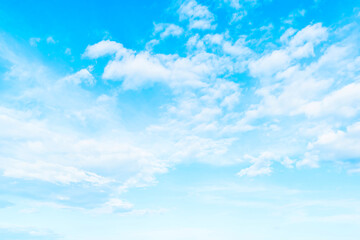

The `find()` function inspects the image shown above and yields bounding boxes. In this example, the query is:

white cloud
[171,135,235,164]
[249,49,291,78]
[249,23,328,78]
[0,104,168,188]
[307,122,360,161]
[348,168,360,174]
[230,11,248,23]
[288,23,327,49]
[223,0,257,9]
[102,52,171,89]
[145,39,160,51]
[186,33,205,51]
[92,198,134,214]
[29,37,41,47]
[46,36,56,44]
[282,156,295,168]
[238,152,298,176]
[280,28,297,43]
[2,159,112,185]
[296,152,320,168]
[83,40,131,59]
[99,46,229,89]
[298,82,360,118]
[154,23,184,39]
[200,79,241,109]
[284,8,307,25]
[243,32,358,125]
[0,40,169,189]
[117,208,167,216]
[179,0,216,30]
[203,33,224,45]
[84,34,253,90]
[3,6,360,237]
[65,48,71,55]
[223,0,259,23]
[63,68,95,85]
[222,37,252,56]
[3,15,360,197]
[232,24,350,132]
[238,152,277,177]
[224,0,242,9]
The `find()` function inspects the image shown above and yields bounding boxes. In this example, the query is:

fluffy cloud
[3,3,360,239]
[298,82,360,118]
[179,0,216,30]
[0,40,169,191]
[249,49,291,78]
[83,40,131,59]
[63,68,95,85]
[237,24,360,128]
[237,152,277,177]
[0,104,167,188]
[249,23,328,78]
[85,33,253,90]
[223,0,257,10]
[223,0,242,9]
[2,7,360,198]
[307,122,360,162]
[46,36,56,44]
[84,21,360,175]
[154,23,184,39]
[98,47,231,89]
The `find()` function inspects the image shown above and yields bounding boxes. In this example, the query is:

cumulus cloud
[307,122,360,162]
[0,40,169,191]
[298,82,360,118]
[84,34,253,90]
[63,68,95,85]
[223,0,242,9]
[83,40,131,59]
[85,21,360,176]
[0,103,168,188]
[223,0,257,9]
[154,23,184,39]
[288,23,328,47]
[2,8,360,200]
[296,152,320,168]
[100,47,226,89]
[223,0,259,23]
[46,36,56,44]
[3,4,360,239]
[249,23,328,78]
[179,0,216,30]
[249,49,291,78]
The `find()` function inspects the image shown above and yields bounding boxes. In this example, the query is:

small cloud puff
[63,68,95,86]
[179,0,216,30]
[83,40,132,59]
[29,37,41,47]
[46,36,56,44]
[65,48,71,55]
[154,23,184,39]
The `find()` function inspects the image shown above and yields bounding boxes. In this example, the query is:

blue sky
[1,0,360,239]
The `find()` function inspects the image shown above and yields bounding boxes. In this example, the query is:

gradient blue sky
[1,0,360,239]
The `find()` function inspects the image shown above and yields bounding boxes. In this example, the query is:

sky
[0,0,360,239]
